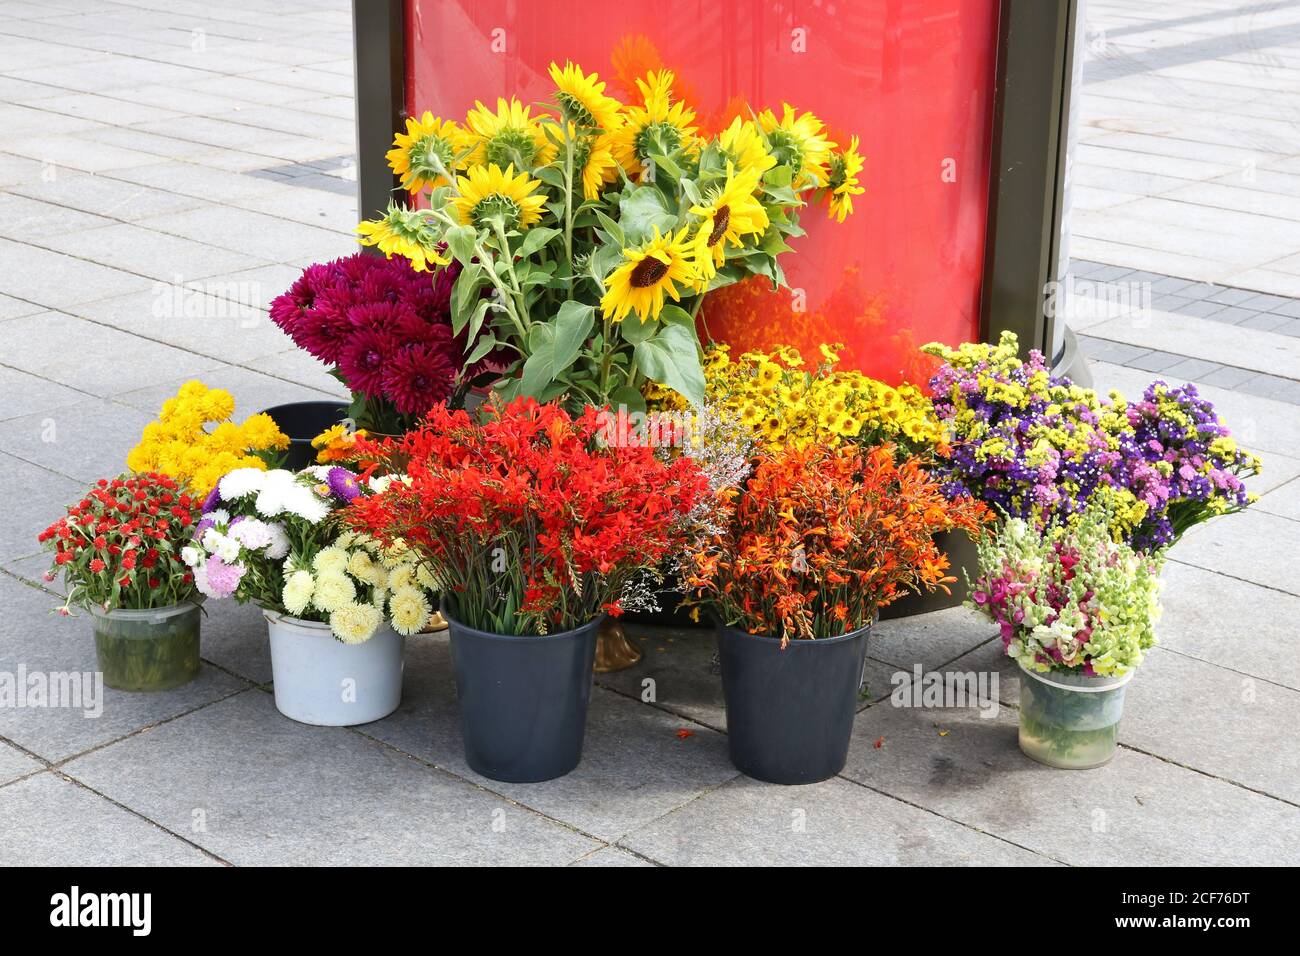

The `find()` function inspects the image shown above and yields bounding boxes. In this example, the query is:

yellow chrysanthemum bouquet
[648,342,943,457]
[358,61,863,409]
[126,381,290,495]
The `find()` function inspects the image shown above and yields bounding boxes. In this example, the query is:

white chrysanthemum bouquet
[184,466,438,643]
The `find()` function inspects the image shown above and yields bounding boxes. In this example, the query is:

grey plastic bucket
[444,605,600,783]
[717,619,872,785]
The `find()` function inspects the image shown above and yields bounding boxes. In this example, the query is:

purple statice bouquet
[923,333,1260,552]
[270,253,495,432]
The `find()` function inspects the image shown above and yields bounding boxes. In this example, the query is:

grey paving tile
[0,773,218,865]
[1,134,165,173]
[1126,349,1187,372]
[1149,277,1196,295]
[1236,374,1300,402]
[622,775,1054,866]
[1160,356,1222,382]
[1150,293,1194,312]
[1256,476,1300,522]
[1177,282,1225,299]
[38,222,269,283]
[1172,510,1300,599]
[1207,287,1262,306]
[0,574,247,762]
[1276,317,1300,337]
[62,690,600,865]
[1238,292,1295,312]
[1238,311,1293,332]
[1,552,63,595]
[1199,364,1265,389]
[1177,298,1229,319]
[21,91,183,126]
[198,601,272,686]
[0,741,42,787]
[356,632,740,843]
[0,365,87,422]
[111,363,340,421]
[841,703,1300,865]
[133,205,352,265]
[1158,561,1300,690]
[0,398,150,484]
[244,349,350,399]
[1208,306,1264,325]
[0,453,83,563]
[864,605,995,672]
[69,288,295,365]
[1120,648,1300,803]
[6,171,206,222]
[1268,298,1300,318]
[1079,336,1151,365]
[0,237,149,308]
[1084,264,1135,282]
[571,846,655,867]
[0,312,223,398]
[0,293,44,321]
[102,161,286,203]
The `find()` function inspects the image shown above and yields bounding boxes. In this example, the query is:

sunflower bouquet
[357,62,862,410]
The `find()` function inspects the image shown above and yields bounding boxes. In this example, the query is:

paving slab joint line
[0,358,102,405]
[1158,645,1300,694]
[592,672,728,734]
[0,566,61,599]
[1167,556,1300,601]
[1112,741,1300,811]
[52,767,233,866]
[38,684,258,774]
[838,774,1070,866]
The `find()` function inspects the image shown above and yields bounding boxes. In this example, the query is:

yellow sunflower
[825,134,866,222]
[689,161,769,282]
[451,163,548,231]
[572,129,621,201]
[600,225,698,323]
[386,111,461,194]
[548,60,624,133]
[458,97,557,171]
[717,116,777,176]
[611,70,699,180]
[758,104,836,189]
[356,204,448,272]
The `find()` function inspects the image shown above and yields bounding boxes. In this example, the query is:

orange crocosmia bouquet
[683,444,989,645]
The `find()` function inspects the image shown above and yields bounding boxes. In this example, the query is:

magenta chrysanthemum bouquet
[270,253,496,432]
[924,333,1260,552]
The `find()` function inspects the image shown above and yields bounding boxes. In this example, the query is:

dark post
[352,0,406,231]
[981,0,1088,383]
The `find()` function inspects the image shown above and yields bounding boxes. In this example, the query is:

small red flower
[89,558,106,573]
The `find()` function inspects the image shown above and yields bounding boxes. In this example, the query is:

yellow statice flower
[126,381,290,495]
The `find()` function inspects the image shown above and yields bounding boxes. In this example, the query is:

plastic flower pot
[260,401,349,470]
[717,619,872,785]
[90,602,202,692]
[444,604,600,783]
[1017,664,1132,769]
[264,610,404,726]
[879,529,977,620]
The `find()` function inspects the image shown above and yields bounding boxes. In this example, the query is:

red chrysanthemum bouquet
[346,397,710,635]
[683,444,990,645]
[38,473,201,613]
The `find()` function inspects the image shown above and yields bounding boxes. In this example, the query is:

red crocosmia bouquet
[346,398,710,635]
[269,253,498,433]
[37,473,201,613]
[683,444,990,645]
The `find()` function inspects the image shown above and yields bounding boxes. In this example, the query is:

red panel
[404,0,999,385]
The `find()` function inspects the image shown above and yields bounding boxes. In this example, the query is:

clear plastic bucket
[1018,663,1132,769]
[89,602,202,692]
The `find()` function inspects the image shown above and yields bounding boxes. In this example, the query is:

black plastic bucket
[260,401,349,470]
[879,529,978,620]
[445,605,601,783]
[717,619,872,785]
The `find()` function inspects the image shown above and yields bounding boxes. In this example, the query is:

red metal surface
[404,0,999,385]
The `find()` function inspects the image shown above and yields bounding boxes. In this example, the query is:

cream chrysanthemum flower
[312,572,356,613]
[387,564,416,592]
[389,586,432,636]
[282,569,315,616]
[347,549,380,586]
[312,547,349,575]
[330,603,383,645]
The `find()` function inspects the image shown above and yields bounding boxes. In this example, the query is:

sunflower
[717,116,777,176]
[611,70,699,180]
[387,111,461,194]
[458,97,557,171]
[573,129,621,201]
[758,104,836,189]
[600,225,698,323]
[689,161,769,283]
[451,163,548,231]
[356,204,448,272]
[825,134,866,222]
[549,60,624,133]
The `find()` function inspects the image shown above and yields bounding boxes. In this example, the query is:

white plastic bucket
[264,610,404,726]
